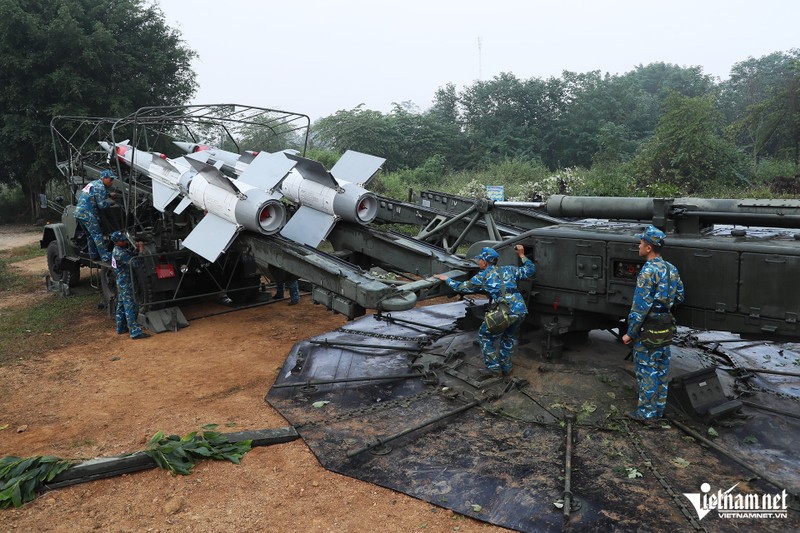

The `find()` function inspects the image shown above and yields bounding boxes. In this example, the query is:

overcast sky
[155,0,799,121]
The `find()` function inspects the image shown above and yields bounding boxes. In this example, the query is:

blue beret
[100,170,117,179]
[111,231,127,243]
[637,225,666,247]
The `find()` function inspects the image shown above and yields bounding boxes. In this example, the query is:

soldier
[622,225,684,422]
[111,231,149,340]
[75,170,117,263]
[435,245,535,376]
[271,268,300,306]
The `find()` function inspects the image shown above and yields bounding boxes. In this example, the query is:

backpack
[484,267,513,334]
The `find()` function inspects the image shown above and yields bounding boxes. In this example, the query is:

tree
[721,50,800,168]
[0,0,196,218]
[632,92,742,193]
[311,105,401,168]
[459,72,562,166]
[311,103,466,172]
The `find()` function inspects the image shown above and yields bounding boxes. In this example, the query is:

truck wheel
[100,266,117,320]
[47,241,80,287]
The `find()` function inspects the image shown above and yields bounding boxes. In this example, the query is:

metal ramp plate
[266,302,800,532]
[139,306,189,333]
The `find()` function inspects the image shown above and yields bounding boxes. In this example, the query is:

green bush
[579,163,638,197]
[371,170,416,200]
[303,148,340,170]
[752,158,799,183]
[370,155,796,203]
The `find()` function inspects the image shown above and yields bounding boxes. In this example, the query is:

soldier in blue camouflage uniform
[75,170,116,263]
[435,245,535,376]
[111,231,149,340]
[622,226,684,421]
[272,268,300,306]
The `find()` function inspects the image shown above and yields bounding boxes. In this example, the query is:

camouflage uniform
[112,233,145,339]
[626,229,685,419]
[75,177,113,262]
[444,250,536,374]
[275,280,300,305]
[272,268,300,305]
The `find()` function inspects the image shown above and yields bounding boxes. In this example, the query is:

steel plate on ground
[267,302,800,532]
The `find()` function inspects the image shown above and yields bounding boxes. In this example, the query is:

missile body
[173,142,259,176]
[101,141,287,261]
[173,142,385,247]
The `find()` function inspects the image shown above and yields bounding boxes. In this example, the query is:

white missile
[173,142,385,248]
[173,141,260,176]
[100,141,289,262]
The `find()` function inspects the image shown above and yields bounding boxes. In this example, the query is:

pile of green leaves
[0,456,72,508]
[144,424,252,476]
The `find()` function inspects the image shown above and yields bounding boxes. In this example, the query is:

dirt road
[0,226,506,532]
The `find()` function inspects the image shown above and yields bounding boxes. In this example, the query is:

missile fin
[279,206,336,247]
[330,150,386,187]
[185,158,240,196]
[238,151,260,165]
[283,153,339,189]
[174,197,192,214]
[181,213,242,262]
[237,151,297,190]
[184,151,211,164]
[151,179,180,212]
[148,153,182,174]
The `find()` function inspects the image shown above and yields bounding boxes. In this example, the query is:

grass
[0,293,101,364]
[0,244,48,293]
[0,258,21,291]
[4,243,46,263]
[0,240,104,364]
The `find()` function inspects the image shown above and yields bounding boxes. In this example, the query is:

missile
[173,142,385,248]
[173,141,260,176]
[100,141,290,262]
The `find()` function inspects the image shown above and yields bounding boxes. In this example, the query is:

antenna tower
[477,37,483,80]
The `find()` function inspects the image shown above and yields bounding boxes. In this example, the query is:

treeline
[303,51,799,200]
[1,0,797,222]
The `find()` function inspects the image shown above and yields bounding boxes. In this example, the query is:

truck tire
[47,240,80,288]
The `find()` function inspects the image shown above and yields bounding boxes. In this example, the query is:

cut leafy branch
[143,424,252,476]
[0,456,72,509]
[1,424,253,509]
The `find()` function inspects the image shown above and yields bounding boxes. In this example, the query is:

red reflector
[159,153,167,159]
[156,264,176,279]
[116,146,129,157]
[194,145,210,152]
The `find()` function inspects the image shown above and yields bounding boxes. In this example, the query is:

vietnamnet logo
[683,482,789,520]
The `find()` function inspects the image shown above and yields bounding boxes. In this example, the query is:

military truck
[42,105,466,330]
[371,189,800,355]
[42,106,313,330]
